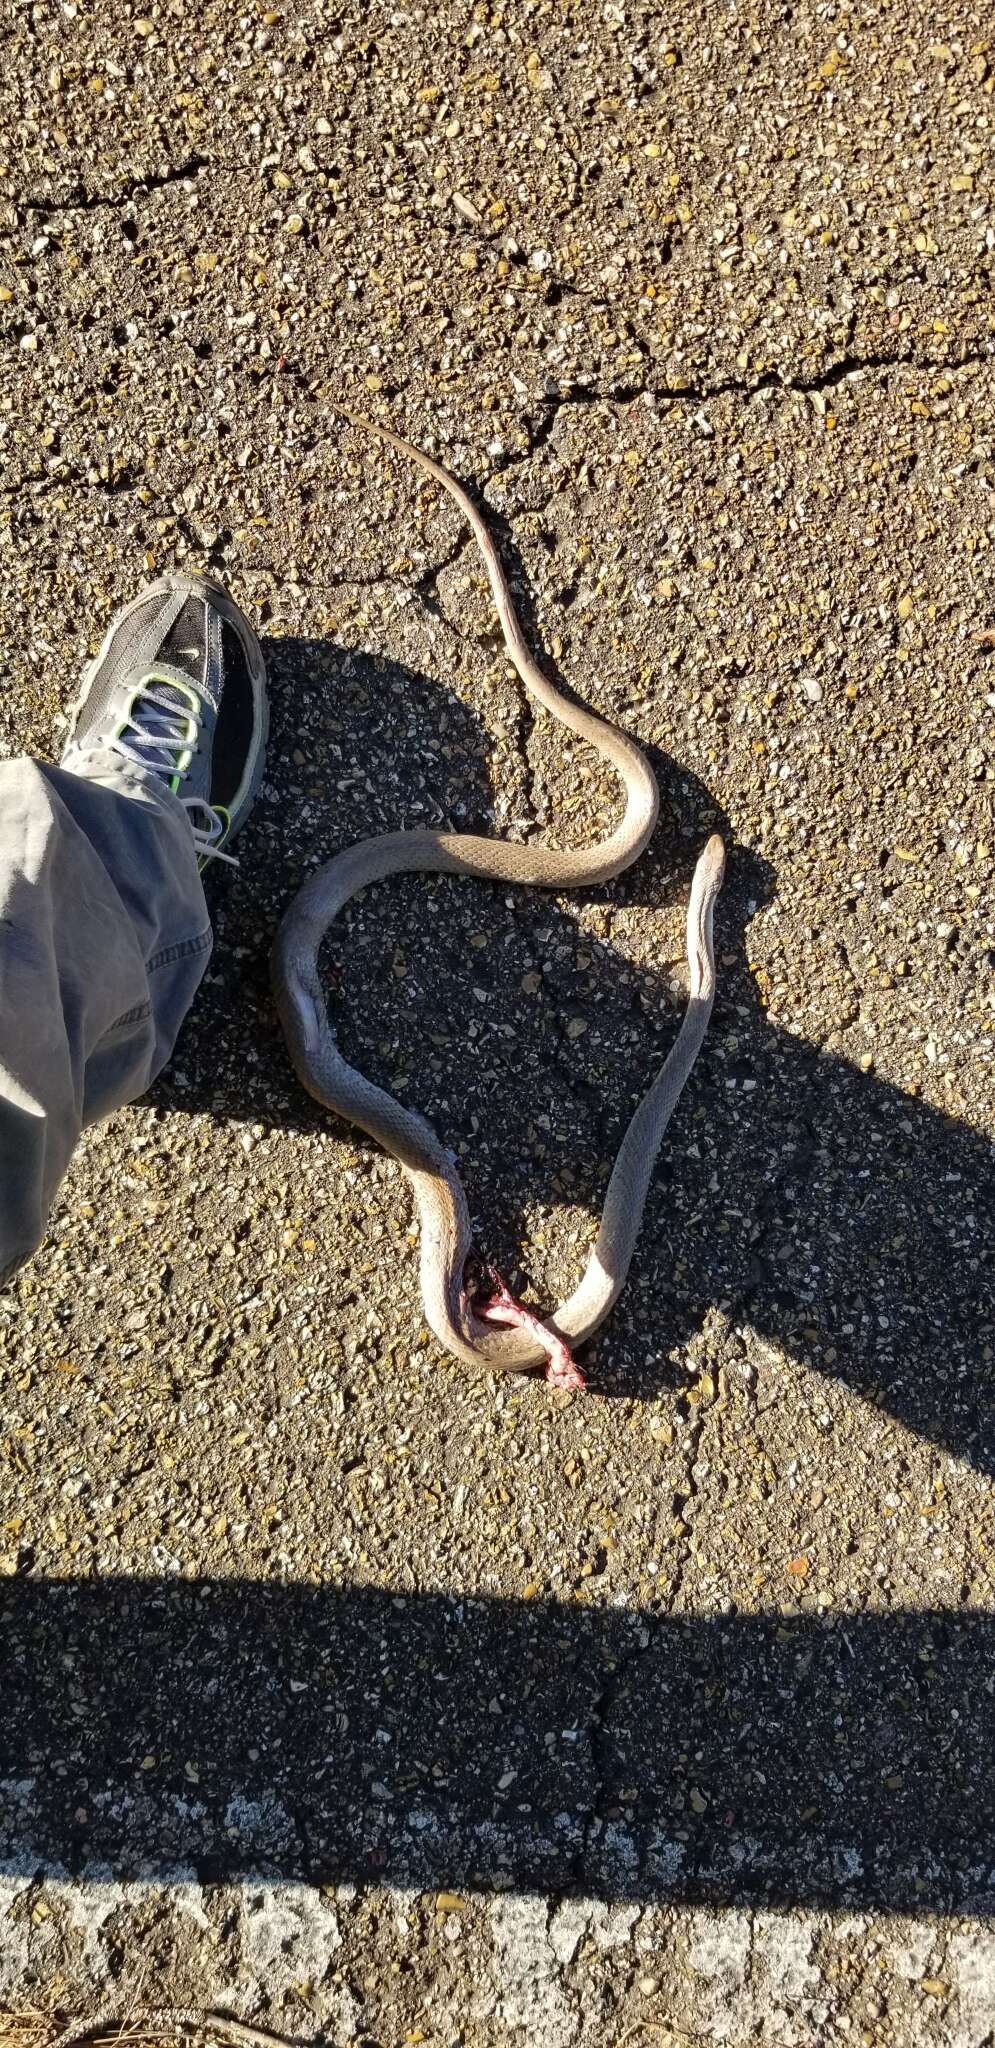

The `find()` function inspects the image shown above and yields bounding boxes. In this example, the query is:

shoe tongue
[160,594,221,711]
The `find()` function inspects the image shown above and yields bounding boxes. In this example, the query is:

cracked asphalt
[2,0,995,2041]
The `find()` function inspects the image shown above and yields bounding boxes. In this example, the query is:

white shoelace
[112,679,238,867]
[180,796,239,868]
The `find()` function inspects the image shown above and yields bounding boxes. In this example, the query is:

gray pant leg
[0,750,211,1282]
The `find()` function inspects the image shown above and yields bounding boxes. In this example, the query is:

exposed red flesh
[473,1266,586,1390]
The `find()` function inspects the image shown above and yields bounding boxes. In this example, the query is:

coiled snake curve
[272,412,725,1387]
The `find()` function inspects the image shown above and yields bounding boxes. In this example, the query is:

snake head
[463,1252,503,1313]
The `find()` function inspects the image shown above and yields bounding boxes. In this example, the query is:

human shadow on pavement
[148,632,995,1480]
[2,1574,993,1913]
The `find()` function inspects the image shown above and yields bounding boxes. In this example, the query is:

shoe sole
[69,567,269,848]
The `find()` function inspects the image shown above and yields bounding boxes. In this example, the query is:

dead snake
[272,412,725,1382]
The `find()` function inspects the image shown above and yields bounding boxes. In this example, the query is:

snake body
[272,412,725,1375]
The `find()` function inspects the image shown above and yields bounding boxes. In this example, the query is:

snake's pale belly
[273,411,725,1380]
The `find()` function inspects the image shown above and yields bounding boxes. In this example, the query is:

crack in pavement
[487,341,995,478]
[570,1370,723,1891]
[567,1360,720,1883]
[10,155,210,218]
[561,1303,721,1887]
[576,1612,655,1888]
[511,688,538,828]
[411,529,473,625]
[665,1401,709,1622]
[9,339,981,542]
[0,465,141,502]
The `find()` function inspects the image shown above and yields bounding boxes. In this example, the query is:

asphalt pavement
[1,1,994,2040]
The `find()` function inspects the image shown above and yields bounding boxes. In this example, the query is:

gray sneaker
[61,569,268,866]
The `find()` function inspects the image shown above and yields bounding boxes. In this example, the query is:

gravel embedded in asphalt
[1,0,994,2038]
